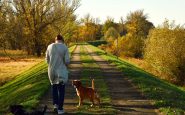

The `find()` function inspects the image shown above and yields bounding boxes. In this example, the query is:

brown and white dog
[72,79,100,107]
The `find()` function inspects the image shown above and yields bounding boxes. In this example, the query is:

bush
[104,27,120,42]
[87,40,107,47]
[112,34,144,58]
[144,27,185,85]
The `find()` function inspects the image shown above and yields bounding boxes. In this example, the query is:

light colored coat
[46,42,70,85]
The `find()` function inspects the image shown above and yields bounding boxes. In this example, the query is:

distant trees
[78,14,102,41]
[144,20,185,85]
[125,10,154,37]
[0,0,80,56]
[102,17,119,35]
[118,10,154,58]
[104,27,119,42]
[102,10,154,58]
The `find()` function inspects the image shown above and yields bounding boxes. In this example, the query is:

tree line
[0,1,185,85]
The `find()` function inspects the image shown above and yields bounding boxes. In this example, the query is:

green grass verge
[0,45,76,114]
[0,61,49,114]
[73,45,115,114]
[88,44,185,115]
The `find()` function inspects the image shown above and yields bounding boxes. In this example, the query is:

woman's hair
[56,34,64,43]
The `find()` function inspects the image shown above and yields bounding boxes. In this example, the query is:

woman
[45,34,70,114]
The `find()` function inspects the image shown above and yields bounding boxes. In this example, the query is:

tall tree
[125,10,154,37]
[123,10,154,58]
[3,0,80,56]
[79,14,101,41]
[102,17,119,36]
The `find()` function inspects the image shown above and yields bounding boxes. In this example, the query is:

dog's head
[9,105,25,115]
[72,80,82,88]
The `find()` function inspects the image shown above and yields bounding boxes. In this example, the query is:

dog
[9,104,47,115]
[72,79,100,107]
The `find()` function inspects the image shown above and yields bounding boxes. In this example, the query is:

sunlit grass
[0,61,49,114]
[0,58,43,86]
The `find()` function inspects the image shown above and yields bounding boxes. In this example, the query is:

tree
[2,0,80,56]
[118,17,127,36]
[122,10,154,58]
[125,10,154,37]
[0,1,11,49]
[78,14,102,41]
[144,21,185,85]
[102,17,119,36]
[104,27,119,42]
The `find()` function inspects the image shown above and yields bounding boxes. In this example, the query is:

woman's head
[55,34,64,43]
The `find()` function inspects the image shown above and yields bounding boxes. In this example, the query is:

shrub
[87,40,107,47]
[144,27,185,85]
[112,34,144,58]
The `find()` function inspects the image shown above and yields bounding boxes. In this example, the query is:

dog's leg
[77,97,83,108]
[90,97,95,107]
[77,97,80,108]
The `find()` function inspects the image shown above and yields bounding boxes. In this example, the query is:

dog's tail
[92,79,95,90]
[42,105,47,114]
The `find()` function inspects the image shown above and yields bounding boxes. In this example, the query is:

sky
[75,0,185,26]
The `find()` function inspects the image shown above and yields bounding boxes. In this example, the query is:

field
[0,50,43,86]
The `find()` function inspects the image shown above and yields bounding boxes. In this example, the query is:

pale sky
[75,0,185,26]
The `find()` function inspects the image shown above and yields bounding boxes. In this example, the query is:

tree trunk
[36,45,41,57]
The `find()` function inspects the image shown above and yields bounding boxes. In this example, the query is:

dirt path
[84,45,159,115]
[39,45,82,114]
[39,44,159,115]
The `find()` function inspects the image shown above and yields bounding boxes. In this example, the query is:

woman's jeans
[52,83,65,110]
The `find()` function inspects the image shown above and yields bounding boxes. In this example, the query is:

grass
[0,45,76,114]
[88,44,185,115]
[74,45,115,114]
[0,61,49,114]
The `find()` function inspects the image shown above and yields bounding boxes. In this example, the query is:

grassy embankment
[89,44,185,115]
[0,50,43,86]
[74,45,115,114]
[0,45,76,114]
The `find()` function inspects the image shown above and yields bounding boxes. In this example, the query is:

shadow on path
[85,45,159,115]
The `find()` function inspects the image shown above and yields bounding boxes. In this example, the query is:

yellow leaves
[78,22,99,41]
[144,27,185,84]
[23,27,31,35]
